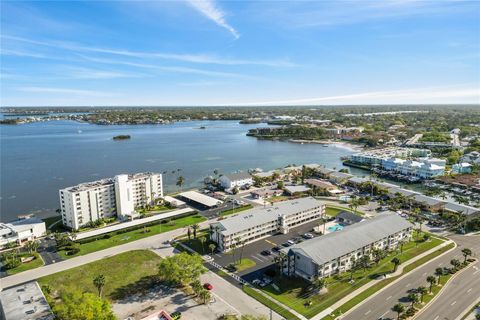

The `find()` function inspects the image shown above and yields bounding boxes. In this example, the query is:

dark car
[271,246,281,252]
[282,242,292,247]
[261,250,272,256]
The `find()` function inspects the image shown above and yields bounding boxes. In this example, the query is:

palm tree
[208,243,216,255]
[234,236,241,264]
[239,240,246,265]
[314,278,326,293]
[372,248,384,265]
[93,274,106,297]
[407,292,418,308]
[392,303,405,320]
[450,258,461,270]
[417,286,427,303]
[25,240,40,254]
[231,242,237,266]
[275,252,287,276]
[435,267,444,284]
[391,257,400,273]
[187,227,191,240]
[176,176,185,192]
[426,275,436,292]
[192,224,199,239]
[461,248,472,264]
[199,289,211,304]
[349,257,358,281]
[199,236,206,254]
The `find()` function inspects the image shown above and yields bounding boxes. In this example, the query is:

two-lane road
[341,234,480,320]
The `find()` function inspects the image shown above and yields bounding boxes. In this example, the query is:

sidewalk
[311,239,454,320]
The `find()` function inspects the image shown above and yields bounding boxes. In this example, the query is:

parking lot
[210,218,326,280]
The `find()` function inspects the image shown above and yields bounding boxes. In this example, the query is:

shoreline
[288,139,364,151]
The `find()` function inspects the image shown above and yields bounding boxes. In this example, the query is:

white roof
[179,191,223,207]
[284,185,311,193]
[164,196,186,206]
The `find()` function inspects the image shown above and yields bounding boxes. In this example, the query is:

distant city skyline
[1,0,479,106]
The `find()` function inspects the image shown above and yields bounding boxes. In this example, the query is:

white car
[303,233,314,239]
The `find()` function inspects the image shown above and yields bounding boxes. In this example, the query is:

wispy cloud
[17,86,108,96]
[66,67,148,79]
[2,35,294,67]
[186,0,239,39]
[234,85,480,106]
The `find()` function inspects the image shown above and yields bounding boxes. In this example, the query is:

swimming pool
[327,223,344,232]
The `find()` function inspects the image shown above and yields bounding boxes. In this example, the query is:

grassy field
[59,214,206,259]
[322,242,455,320]
[325,205,362,217]
[235,258,256,272]
[137,205,170,214]
[4,253,45,275]
[260,233,443,318]
[269,195,290,203]
[243,285,300,320]
[42,215,67,233]
[220,204,253,216]
[39,250,162,302]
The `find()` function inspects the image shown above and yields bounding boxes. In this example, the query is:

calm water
[0,120,360,221]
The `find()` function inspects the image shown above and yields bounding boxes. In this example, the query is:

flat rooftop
[179,190,223,207]
[0,281,54,320]
[212,197,324,236]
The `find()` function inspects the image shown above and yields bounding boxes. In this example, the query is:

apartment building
[59,172,163,230]
[283,214,413,281]
[382,158,445,179]
[219,172,253,190]
[349,148,431,167]
[210,197,325,252]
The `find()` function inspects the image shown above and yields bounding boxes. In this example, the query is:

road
[341,233,480,320]
[0,219,210,290]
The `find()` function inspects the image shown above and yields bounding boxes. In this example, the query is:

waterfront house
[219,172,253,190]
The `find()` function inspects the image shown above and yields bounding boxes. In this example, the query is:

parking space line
[252,256,263,262]
[265,239,277,246]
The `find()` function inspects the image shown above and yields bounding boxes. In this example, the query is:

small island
[113,135,131,140]
[199,126,206,129]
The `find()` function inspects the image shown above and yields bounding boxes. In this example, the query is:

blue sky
[1,0,479,106]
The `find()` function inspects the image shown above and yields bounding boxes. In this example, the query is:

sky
[1,0,479,106]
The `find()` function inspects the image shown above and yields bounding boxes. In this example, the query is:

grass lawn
[42,216,67,233]
[243,285,300,320]
[59,214,206,259]
[38,250,162,302]
[325,205,362,217]
[270,195,290,203]
[137,205,170,214]
[259,233,444,318]
[220,204,253,216]
[235,258,256,272]
[4,253,45,275]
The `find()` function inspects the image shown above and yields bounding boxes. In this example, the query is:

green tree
[314,278,326,293]
[198,288,211,304]
[277,181,284,189]
[407,292,418,308]
[450,258,461,270]
[187,227,191,240]
[427,275,436,292]
[192,224,199,239]
[199,236,206,254]
[372,248,384,265]
[435,267,444,285]
[191,279,202,296]
[417,286,427,303]
[208,243,216,255]
[176,176,185,191]
[391,257,400,273]
[93,274,106,297]
[392,303,405,320]
[461,248,472,264]
[25,240,40,254]
[158,252,207,286]
[53,290,115,320]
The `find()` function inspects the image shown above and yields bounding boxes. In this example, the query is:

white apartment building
[0,216,46,248]
[382,158,445,179]
[283,214,413,281]
[210,197,325,252]
[349,148,431,167]
[218,172,253,190]
[60,172,163,230]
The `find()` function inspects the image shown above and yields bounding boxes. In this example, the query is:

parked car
[203,283,213,290]
[287,240,296,246]
[303,233,314,239]
[171,311,182,320]
[282,242,291,247]
[252,279,262,285]
[271,246,281,252]
[261,250,272,256]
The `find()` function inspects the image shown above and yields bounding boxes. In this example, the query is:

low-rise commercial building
[283,214,413,281]
[210,197,325,252]
[0,216,46,248]
[219,172,253,190]
[178,190,223,209]
[59,172,163,230]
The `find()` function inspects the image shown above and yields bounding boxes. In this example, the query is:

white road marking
[405,283,411,287]
[386,295,392,301]
[380,311,389,318]
[422,272,427,276]
[451,301,457,306]
[252,256,263,262]
[215,254,221,257]
[474,270,480,275]
[434,316,439,320]
[467,288,472,293]
[365,310,371,315]
[438,262,443,266]
[210,291,241,314]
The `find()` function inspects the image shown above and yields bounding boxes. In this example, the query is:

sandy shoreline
[288,139,364,151]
